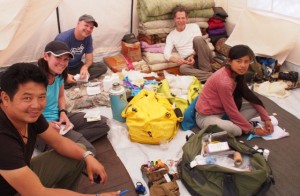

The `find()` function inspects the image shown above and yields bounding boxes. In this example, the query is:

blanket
[138,8,214,23]
[138,0,215,17]
[139,18,209,30]
[142,52,180,65]
[138,22,208,35]
[253,81,291,99]
[65,83,111,112]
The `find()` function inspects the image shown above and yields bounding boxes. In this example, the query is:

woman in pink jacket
[195,45,273,136]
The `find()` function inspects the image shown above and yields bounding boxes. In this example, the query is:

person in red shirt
[195,45,273,136]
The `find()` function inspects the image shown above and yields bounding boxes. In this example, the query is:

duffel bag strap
[255,175,275,196]
[222,174,237,196]
[174,108,183,122]
[183,162,206,185]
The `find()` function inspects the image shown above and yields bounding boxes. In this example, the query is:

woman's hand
[59,112,71,129]
[264,120,274,134]
[255,127,270,136]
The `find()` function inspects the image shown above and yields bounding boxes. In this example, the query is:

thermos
[109,83,127,122]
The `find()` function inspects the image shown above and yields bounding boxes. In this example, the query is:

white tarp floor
[81,84,300,196]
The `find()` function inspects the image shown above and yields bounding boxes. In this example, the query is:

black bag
[278,71,299,83]
[179,125,274,196]
[122,33,138,43]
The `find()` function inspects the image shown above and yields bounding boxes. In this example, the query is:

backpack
[121,89,183,144]
[179,125,274,196]
[180,96,198,131]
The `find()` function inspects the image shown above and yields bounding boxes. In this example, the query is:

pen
[119,189,128,196]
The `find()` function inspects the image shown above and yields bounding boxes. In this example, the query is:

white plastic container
[103,76,113,92]
[111,73,120,84]
[103,74,120,92]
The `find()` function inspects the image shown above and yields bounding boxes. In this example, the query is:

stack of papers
[84,110,101,122]
[59,123,74,135]
[248,116,290,140]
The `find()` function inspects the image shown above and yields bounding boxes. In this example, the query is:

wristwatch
[59,109,68,115]
[82,150,94,160]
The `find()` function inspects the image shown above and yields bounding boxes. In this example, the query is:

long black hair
[37,53,68,81]
[227,45,264,110]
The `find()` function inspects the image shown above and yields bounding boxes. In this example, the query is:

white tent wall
[58,0,135,58]
[0,0,135,68]
[1,0,300,69]
[216,0,300,67]
[0,0,62,68]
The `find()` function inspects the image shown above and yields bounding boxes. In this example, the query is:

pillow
[103,53,128,73]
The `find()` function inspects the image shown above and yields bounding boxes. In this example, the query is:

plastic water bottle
[103,74,120,92]
[109,83,127,122]
[103,76,113,92]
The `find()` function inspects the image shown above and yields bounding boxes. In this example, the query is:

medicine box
[206,142,230,153]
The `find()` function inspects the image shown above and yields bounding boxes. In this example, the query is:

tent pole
[56,7,61,34]
[130,0,133,33]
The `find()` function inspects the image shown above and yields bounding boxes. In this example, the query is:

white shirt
[164,23,202,60]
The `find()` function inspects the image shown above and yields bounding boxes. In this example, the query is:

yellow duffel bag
[121,89,183,144]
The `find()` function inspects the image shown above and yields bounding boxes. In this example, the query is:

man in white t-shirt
[164,6,213,82]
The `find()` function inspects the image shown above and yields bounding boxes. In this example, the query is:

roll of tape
[234,151,243,167]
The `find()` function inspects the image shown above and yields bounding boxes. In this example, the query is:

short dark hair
[172,5,189,19]
[0,63,48,101]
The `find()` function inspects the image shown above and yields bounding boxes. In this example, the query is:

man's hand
[50,121,61,132]
[85,155,108,184]
[66,74,76,84]
[186,55,195,65]
[80,65,90,80]
[176,58,189,66]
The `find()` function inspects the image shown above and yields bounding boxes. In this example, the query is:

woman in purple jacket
[195,45,273,136]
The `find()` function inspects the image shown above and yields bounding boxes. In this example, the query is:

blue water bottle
[109,83,127,122]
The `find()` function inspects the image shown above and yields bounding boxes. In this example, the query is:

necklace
[21,134,28,139]
[18,127,28,140]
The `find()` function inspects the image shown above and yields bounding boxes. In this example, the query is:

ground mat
[239,94,300,195]
[77,136,138,195]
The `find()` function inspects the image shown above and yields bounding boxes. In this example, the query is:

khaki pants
[179,36,213,82]
[30,149,85,191]
[196,100,258,136]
